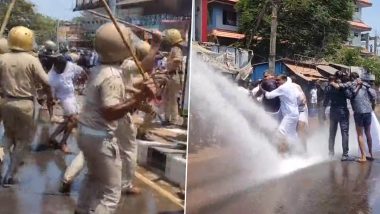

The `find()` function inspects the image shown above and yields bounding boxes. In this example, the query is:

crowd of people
[243,70,379,162]
[0,22,185,213]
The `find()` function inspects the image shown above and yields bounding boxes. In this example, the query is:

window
[355,7,359,12]
[354,32,359,37]
[222,10,237,26]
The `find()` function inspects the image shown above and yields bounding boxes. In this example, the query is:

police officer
[59,40,158,195]
[68,47,80,63]
[119,40,160,194]
[0,37,9,162]
[75,22,158,214]
[0,38,9,54]
[162,29,184,125]
[0,26,53,185]
[39,40,57,71]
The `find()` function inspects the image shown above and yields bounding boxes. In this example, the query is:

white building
[348,0,372,47]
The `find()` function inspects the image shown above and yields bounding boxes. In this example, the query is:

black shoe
[341,155,355,162]
[2,177,18,187]
[59,181,72,194]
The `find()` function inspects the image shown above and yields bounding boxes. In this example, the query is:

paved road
[0,121,183,214]
[186,114,380,214]
[187,154,380,214]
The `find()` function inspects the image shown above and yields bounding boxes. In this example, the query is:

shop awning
[210,29,245,40]
[316,65,339,76]
[284,63,326,82]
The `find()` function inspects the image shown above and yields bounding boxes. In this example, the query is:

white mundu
[265,79,301,144]
[49,61,83,115]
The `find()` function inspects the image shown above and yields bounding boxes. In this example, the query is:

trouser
[63,151,84,183]
[164,99,178,122]
[65,117,137,188]
[318,105,325,124]
[76,126,122,214]
[115,115,137,189]
[1,100,35,180]
[329,107,349,156]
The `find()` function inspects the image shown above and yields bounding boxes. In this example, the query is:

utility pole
[375,35,378,55]
[56,20,60,49]
[0,0,17,36]
[268,0,280,74]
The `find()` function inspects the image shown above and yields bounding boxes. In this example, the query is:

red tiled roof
[210,29,245,39]
[357,0,372,7]
[349,21,372,31]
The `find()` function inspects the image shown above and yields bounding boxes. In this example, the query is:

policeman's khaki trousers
[115,115,137,189]
[163,78,181,123]
[1,100,35,180]
[65,116,137,189]
[76,128,121,214]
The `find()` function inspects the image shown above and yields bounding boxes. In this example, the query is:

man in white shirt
[48,55,84,153]
[310,85,318,108]
[262,75,301,153]
[290,77,308,152]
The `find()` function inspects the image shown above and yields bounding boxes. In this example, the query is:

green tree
[0,0,57,44]
[330,47,380,85]
[236,0,354,59]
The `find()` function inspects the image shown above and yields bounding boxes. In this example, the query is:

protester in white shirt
[290,77,308,152]
[48,55,84,153]
[262,75,301,154]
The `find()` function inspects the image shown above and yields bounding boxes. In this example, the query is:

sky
[362,0,380,35]
[29,0,80,21]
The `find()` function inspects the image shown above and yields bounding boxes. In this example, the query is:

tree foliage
[0,0,57,44]
[236,0,354,60]
[330,47,380,85]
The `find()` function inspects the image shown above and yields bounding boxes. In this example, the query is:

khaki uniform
[64,59,138,191]
[0,52,49,180]
[163,46,183,122]
[76,64,124,214]
[121,59,154,137]
[119,59,140,189]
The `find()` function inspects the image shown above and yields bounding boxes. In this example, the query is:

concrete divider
[137,140,187,188]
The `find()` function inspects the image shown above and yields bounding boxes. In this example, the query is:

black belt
[5,95,34,101]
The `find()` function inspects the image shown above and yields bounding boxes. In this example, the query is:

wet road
[186,116,380,214]
[186,146,380,214]
[0,124,182,214]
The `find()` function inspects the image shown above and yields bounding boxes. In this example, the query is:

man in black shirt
[323,72,354,161]
[255,72,281,121]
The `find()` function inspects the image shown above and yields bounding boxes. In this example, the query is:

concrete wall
[194,0,202,41]
[349,30,363,47]
[208,4,238,32]
[353,5,362,21]
[208,45,251,67]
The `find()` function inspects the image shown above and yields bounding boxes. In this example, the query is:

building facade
[57,21,92,48]
[194,0,244,45]
[74,0,191,46]
[348,0,372,47]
